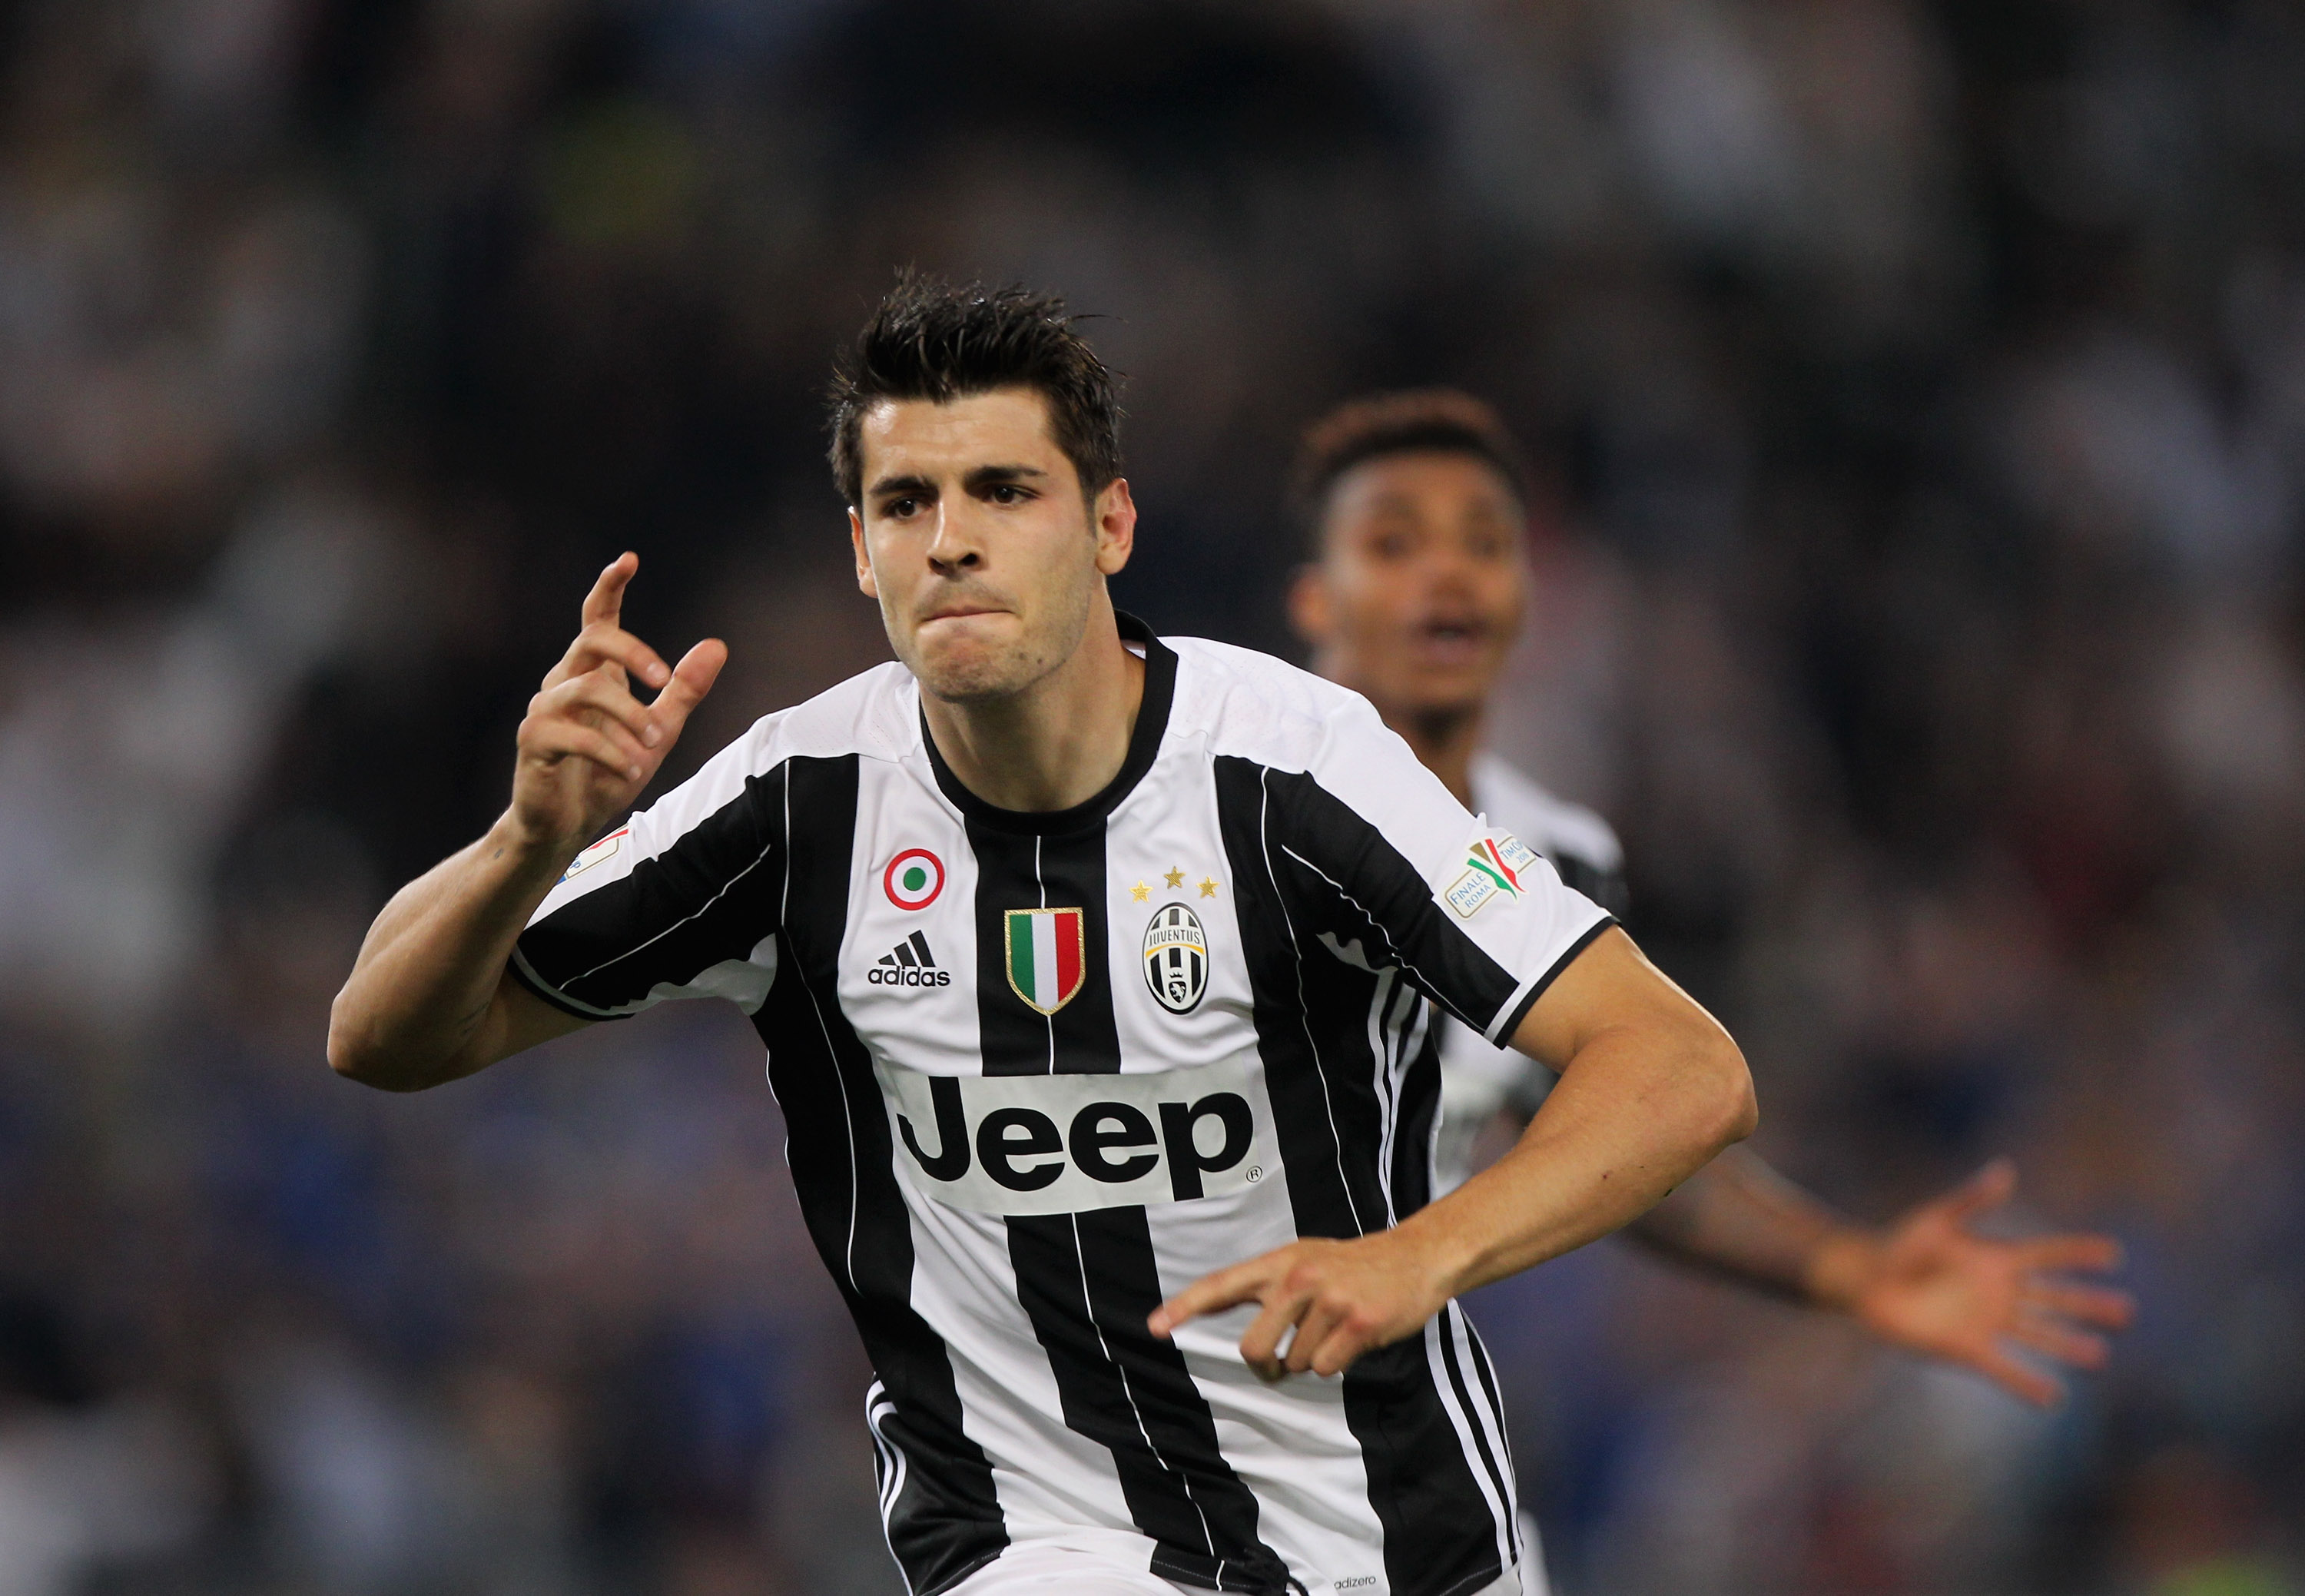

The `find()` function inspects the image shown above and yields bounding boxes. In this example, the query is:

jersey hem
[1432,1561,1511,1596]
[506,946,632,1022]
[1482,914,1617,1047]
[919,1545,1007,1596]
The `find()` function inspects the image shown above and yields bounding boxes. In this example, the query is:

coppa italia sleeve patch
[1443,833,1541,919]
[560,828,628,883]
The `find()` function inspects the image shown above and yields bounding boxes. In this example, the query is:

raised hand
[513,552,728,856]
[1823,1159,2134,1406]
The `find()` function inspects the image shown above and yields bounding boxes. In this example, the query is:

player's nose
[924,503,983,570]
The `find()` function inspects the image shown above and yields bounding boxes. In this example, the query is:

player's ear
[1287,562,1332,646]
[850,507,877,598]
[1092,477,1136,576]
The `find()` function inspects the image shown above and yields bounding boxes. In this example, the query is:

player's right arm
[327,553,725,1092]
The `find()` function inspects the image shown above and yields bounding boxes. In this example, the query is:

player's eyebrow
[962,464,1048,491]
[867,472,938,499]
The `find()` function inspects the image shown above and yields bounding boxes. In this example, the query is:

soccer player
[330,281,1756,1596]
[1285,388,2132,1410]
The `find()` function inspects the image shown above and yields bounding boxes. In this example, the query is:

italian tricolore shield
[1004,907,1087,1014]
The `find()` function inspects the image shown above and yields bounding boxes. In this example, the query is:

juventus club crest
[1142,904,1209,1014]
[1004,907,1087,1014]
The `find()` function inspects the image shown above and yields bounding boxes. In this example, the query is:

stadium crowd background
[0,1,2300,1591]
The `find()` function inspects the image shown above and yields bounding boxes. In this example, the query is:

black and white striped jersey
[512,617,1614,1596]
[1433,756,1628,1196]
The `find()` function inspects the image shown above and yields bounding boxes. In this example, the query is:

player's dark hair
[1289,389,1530,552]
[828,274,1125,507]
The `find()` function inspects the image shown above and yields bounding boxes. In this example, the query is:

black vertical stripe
[965,808,1288,1592]
[966,821,1118,1077]
[758,756,1006,1596]
[1437,1307,1519,1564]
[1388,1017,1444,1222]
[1214,755,1511,1596]
[1211,758,1403,1238]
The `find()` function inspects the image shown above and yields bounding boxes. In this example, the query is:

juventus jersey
[512,618,1614,1596]
[1433,756,1628,1196]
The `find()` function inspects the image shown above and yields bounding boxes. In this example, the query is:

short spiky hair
[1290,389,1530,551]
[827,276,1125,506]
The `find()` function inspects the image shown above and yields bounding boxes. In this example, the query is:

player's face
[1290,450,1527,719]
[851,388,1135,703]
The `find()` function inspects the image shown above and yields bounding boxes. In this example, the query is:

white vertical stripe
[1031,912,1058,1006]
[1099,777,1391,1585]
[1033,837,1056,1070]
[864,1382,919,1596]
[1366,968,1401,1224]
[900,1176,1144,1548]
[1144,1186,1388,1586]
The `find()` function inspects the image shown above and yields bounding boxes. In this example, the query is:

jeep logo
[876,1058,1277,1216]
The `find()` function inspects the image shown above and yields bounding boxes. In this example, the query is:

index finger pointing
[1149,1262,1269,1339]
[650,637,728,735]
[581,552,639,629]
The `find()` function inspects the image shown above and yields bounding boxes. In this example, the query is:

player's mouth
[1408,616,1493,668]
[919,602,1010,629]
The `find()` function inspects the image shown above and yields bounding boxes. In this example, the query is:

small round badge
[884,848,946,911]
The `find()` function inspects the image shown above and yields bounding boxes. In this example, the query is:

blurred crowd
[1,1,2301,1591]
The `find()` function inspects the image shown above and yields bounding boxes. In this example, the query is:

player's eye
[884,496,920,519]
[987,484,1030,506]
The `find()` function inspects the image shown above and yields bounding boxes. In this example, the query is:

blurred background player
[1287,387,2134,1397]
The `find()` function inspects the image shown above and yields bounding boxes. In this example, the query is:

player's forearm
[1402,1013,1756,1299]
[327,811,572,1090]
[1622,1143,1872,1303]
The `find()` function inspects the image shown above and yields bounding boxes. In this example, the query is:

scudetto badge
[1142,903,1209,1014]
[1005,907,1087,1014]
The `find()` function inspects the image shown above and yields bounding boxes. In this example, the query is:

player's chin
[913,639,1041,703]
[1392,673,1493,718]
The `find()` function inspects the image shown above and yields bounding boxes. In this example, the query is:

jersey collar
[919,611,1177,836]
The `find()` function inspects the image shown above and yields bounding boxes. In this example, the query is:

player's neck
[920,600,1146,814]
[1383,702,1484,809]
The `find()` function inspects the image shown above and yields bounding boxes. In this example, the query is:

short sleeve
[1262,697,1616,1047]
[511,737,786,1020]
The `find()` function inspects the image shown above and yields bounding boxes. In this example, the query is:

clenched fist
[515,552,727,857]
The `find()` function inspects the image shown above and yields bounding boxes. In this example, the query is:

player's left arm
[1152,925,1756,1378]
[1630,1148,2133,1405]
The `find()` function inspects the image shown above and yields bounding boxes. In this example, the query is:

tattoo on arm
[451,991,493,1046]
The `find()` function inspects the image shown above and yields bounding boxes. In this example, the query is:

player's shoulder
[1469,751,1623,872]
[1162,634,1391,771]
[726,659,922,771]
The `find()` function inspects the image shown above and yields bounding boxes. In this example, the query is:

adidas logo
[867,931,952,989]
